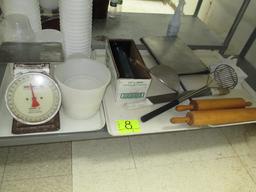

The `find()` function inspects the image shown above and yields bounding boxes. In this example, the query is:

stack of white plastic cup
[59,0,92,57]
[2,0,42,33]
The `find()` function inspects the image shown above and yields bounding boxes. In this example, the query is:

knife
[147,87,229,104]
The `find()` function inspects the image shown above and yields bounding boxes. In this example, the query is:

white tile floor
[0,142,72,192]
[71,125,256,192]
[0,125,256,191]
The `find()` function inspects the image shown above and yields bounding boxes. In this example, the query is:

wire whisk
[214,64,238,89]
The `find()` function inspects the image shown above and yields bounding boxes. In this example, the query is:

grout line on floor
[0,147,10,191]
[135,155,241,171]
[128,136,137,169]
[236,155,256,185]
[2,174,72,183]
[70,141,74,192]
[237,155,256,184]
[219,129,240,158]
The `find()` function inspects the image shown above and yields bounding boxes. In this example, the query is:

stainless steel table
[92,0,251,54]
[92,13,224,50]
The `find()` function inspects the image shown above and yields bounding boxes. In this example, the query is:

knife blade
[147,87,229,104]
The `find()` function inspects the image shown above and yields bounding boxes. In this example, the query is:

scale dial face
[5,73,61,125]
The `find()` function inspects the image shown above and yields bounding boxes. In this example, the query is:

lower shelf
[0,49,255,146]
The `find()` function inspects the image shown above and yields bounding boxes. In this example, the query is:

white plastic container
[54,57,111,119]
[2,0,42,32]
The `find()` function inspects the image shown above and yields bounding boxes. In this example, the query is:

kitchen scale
[0,42,64,134]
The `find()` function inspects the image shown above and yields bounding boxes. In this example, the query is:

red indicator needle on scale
[30,83,40,108]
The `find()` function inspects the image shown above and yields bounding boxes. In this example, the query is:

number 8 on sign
[116,120,141,134]
[125,121,133,129]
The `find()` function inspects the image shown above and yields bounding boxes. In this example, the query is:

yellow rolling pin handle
[175,105,194,111]
[170,116,191,124]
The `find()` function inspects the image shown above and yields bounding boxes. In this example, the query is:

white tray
[0,65,105,137]
[209,120,256,128]
[97,50,256,136]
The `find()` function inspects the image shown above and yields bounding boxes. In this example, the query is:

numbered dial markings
[5,73,61,125]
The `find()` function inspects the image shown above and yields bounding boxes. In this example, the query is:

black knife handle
[140,99,180,122]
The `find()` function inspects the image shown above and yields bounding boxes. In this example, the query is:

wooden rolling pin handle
[170,117,190,124]
[176,105,194,111]
[176,98,252,112]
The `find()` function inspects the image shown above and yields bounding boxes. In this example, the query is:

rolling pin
[176,98,252,111]
[171,108,256,126]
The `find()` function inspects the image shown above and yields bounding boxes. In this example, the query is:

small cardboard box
[106,39,151,104]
